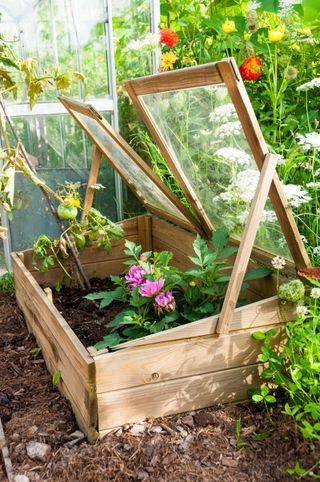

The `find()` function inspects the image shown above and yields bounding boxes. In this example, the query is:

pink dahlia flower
[139,278,165,297]
[125,265,146,289]
[154,290,176,315]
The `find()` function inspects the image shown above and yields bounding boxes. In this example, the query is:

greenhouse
[1,0,320,480]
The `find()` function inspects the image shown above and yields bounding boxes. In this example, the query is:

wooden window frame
[125,58,310,271]
[58,96,205,235]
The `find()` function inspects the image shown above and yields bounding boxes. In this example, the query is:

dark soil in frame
[51,278,126,348]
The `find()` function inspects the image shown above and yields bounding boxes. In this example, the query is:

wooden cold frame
[12,214,295,440]
[11,63,309,440]
[58,96,205,236]
[125,58,310,271]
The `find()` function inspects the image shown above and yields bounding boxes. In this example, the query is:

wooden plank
[12,253,98,441]
[94,324,281,393]
[82,147,102,220]
[137,215,153,252]
[107,295,293,350]
[31,258,129,287]
[59,95,97,118]
[97,363,261,431]
[125,62,223,96]
[22,216,139,271]
[217,58,310,270]
[152,208,296,274]
[216,153,278,334]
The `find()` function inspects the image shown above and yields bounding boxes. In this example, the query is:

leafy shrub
[86,228,271,349]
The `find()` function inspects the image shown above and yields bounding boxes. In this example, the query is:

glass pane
[9,113,116,251]
[140,85,291,259]
[1,0,109,102]
[74,111,192,226]
[112,0,156,219]
[112,0,155,81]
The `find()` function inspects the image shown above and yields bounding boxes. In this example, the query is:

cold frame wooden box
[12,214,291,442]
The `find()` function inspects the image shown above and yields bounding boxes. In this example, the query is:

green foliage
[0,272,15,297]
[252,284,320,474]
[30,347,42,359]
[32,182,124,284]
[87,230,271,350]
[235,417,251,450]
[0,36,86,107]
[278,279,305,303]
[157,0,320,262]
[52,369,61,388]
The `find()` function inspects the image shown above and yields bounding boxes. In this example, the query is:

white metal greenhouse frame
[0,0,160,268]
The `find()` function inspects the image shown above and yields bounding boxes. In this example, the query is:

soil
[1,288,319,482]
[52,278,127,348]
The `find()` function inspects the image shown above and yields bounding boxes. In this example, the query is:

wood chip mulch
[0,290,319,482]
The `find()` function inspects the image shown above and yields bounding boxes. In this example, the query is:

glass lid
[59,96,205,234]
[125,59,308,262]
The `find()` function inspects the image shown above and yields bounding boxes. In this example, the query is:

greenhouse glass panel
[112,0,156,81]
[8,113,116,251]
[140,85,291,259]
[0,0,110,101]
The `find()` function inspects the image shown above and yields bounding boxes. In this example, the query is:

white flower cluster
[237,209,276,226]
[214,121,242,140]
[311,288,320,299]
[237,210,250,225]
[234,169,259,203]
[246,0,261,12]
[297,132,320,150]
[282,183,312,208]
[296,305,308,317]
[214,147,251,166]
[296,77,320,92]
[307,181,320,189]
[219,191,233,202]
[279,0,301,16]
[275,154,286,166]
[127,33,160,51]
[209,103,237,124]
[313,246,320,256]
[271,256,286,270]
[261,210,277,223]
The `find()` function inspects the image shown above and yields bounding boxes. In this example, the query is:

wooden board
[97,363,261,432]
[217,153,278,333]
[125,62,223,95]
[108,295,293,350]
[94,324,281,393]
[12,253,98,442]
[22,216,139,271]
[152,217,296,273]
[82,147,102,220]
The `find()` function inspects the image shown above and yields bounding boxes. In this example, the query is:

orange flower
[160,28,179,47]
[239,56,263,81]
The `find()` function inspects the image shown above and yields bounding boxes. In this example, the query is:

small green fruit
[57,203,78,220]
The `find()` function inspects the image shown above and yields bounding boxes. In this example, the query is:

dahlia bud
[284,66,298,80]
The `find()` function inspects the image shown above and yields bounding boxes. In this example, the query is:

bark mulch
[0,289,319,482]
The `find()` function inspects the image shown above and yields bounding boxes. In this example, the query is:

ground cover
[1,290,319,481]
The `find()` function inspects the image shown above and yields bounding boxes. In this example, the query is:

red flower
[239,56,263,81]
[160,28,179,47]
